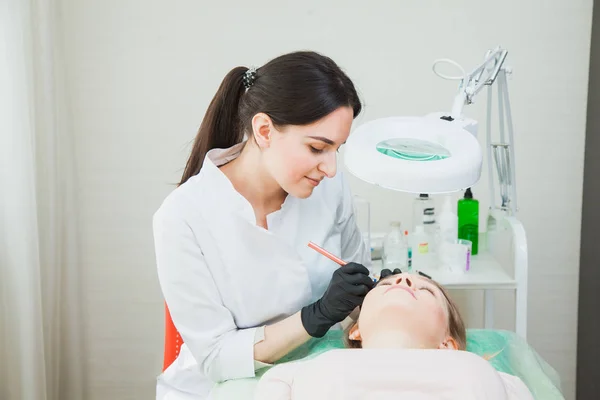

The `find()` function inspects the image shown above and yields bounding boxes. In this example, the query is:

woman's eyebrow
[417,271,432,279]
[307,136,336,145]
[307,136,347,147]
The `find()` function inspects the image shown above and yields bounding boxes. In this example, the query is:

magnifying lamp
[344,116,482,194]
[345,47,517,214]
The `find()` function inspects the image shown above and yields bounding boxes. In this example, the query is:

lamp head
[344,116,483,194]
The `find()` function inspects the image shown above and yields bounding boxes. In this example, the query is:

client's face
[352,273,453,349]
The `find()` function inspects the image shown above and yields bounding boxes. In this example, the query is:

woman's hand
[300,262,374,338]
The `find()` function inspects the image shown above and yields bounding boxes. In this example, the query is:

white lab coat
[153,143,371,399]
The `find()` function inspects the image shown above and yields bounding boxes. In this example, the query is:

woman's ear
[251,113,273,149]
[438,337,459,350]
[348,323,362,341]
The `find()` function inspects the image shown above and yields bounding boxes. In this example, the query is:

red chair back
[163,302,183,372]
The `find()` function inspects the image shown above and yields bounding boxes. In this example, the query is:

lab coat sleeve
[337,172,371,267]
[253,326,273,370]
[153,207,258,383]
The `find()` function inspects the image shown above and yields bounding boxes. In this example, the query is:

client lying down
[254,272,534,399]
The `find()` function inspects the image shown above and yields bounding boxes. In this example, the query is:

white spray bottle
[438,195,458,244]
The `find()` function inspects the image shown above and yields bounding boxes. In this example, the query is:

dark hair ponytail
[180,51,362,185]
[179,67,247,185]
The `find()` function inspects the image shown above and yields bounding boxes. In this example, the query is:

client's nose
[392,275,413,288]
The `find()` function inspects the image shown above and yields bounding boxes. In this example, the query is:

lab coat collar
[197,141,295,226]
[198,142,255,222]
[206,141,246,167]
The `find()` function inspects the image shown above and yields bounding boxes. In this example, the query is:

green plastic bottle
[457,188,479,255]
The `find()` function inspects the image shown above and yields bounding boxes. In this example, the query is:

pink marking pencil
[307,241,347,266]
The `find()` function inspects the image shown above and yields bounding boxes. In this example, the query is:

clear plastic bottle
[438,195,458,244]
[413,194,434,230]
[411,225,433,270]
[485,207,508,254]
[413,194,436,253]
[382,221,408,271]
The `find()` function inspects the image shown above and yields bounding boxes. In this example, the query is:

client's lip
[385,285,417,299]
[305,177,322,186]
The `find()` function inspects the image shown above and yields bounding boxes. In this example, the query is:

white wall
[59,0,592,398]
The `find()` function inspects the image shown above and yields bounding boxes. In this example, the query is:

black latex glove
[380,268,402,280]
[301,262,375,338]
[380,268,432,280]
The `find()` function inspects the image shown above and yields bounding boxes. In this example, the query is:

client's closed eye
[419,286,435,295]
